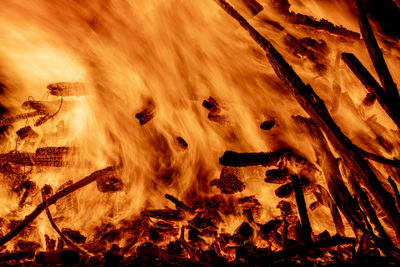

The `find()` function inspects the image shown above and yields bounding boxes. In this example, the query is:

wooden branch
[293,116,364,235]
[341,52,400,129]
[41,187,91,256]
[0,166,117,247]
[214,0,400,240]
[355,0,399,98]
[292,174,312,243]
[388,177,400,210]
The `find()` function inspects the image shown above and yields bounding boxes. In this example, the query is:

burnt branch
[0,166,118,247]
[0,110,47,127]
[291,174,312,243]
[355,0,399,98]
[342,53,400,129]
[213,0,400,241]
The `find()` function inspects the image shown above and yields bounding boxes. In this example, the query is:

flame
[0,0,399,261]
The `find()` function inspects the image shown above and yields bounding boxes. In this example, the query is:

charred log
[292,174,312,243]
[0,110,47,127]
[265,168,290,184]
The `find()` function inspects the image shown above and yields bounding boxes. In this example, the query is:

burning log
[61,228,87,244]
[0,151,66,167]
[260,120,275,130]
[36,146,71,155]
[35,249,80,265]
[0,166,118,247]
[265,168,290,184]
[291,174,312,243]
[213,0,400,240]
[135,109,154,125]
[0,110,47,127]
[16,126,38,140]
[142,209,185,221]
[202,96,224,122]
[165,194,192,212]
[270,0,360,39]
[355,0,399,99]
[0,250,35,263]
[210,166,245,194]
[47,82,86,96]
[341,53,400,129]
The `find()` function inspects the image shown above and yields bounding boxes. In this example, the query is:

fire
[0,0,399,265]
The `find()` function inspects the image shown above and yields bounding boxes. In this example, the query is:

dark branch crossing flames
[0,0,399,265]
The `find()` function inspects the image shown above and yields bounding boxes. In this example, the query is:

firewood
[35,249,80,265]
[388,177,400,210]
[291,174,312,243]
[260,120,275,130]
[61,228,87,244]
[202,97,219,112]
[355,0,399,99]
[175,137,188,150]
[97,174,123,192]
[47,82,86,96]
[0,250,35,263]
[142,209,184,221]
[265,168,290,184]
[342,53,400,129]
[0,166,118,247]
[240,0,263,16]
[270,0,359,39]
[259,219,282,240]
[135,109,154,125]
[362,92,377,106]
[34,115,52,127]
[165,194,192,212]
[16,126,38,140]
[210,167,245,194]
[232,222,253,243]
[35,146,71,156]
[213,0,400,240]
[0,110,47,127]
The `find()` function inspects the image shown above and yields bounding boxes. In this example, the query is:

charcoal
[260,120,275,130]
[176,137,188,150]
[210,167,245,194]
[277,200,295,216]
[362,92,377,106]
[15,240,40,251]
[309,201,320,211]
[97,175,123,192]
[232,222,253,243]
[45,234,56,251]
[315,230,331,241]
[35,249,80,265]
[265,168,290,184]
[61,228,86,244]
[275,183,293,198]
[202,97,219,112]
[16,126,38,140]
[135,109,154,125]
[136,242,160,262]
[260,219,282,240]
[104,244,123,267]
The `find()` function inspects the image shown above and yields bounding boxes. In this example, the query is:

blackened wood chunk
[275,183,293,198]
[309,201,320,211]
[260,120,275,130]
[176,137,188,150]
[135,109,154,125]
[16,126,38,140]
[45,234,56,251]
[232,222,253,243]
[136,242,160,262]
[277,200,295,216]
[210,167,245,194]
[191,211,221,230]
[167,241,184,257]
[202,97,219,112]
[265,168,290,184]
[362,92,377,106]
[142,209,184,221]
[238,195,261,206]
[35,249,80,265]
[15,240,40,251]
[97,175,123,192]
[315,230,330,241]
[260,219,282,240]
[61,228,86,244]
[104,244,123,267]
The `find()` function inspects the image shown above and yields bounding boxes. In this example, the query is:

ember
[0,0,399,266]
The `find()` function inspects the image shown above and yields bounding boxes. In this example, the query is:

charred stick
[342,53,400,129]
[41,187,91,256]
[291,174,312,243]
[388,177,400,211]
[165,194,192,212]
[213,0,400,241]
[0,110,47,127]
[358,147,400,169]
[0,166,118,247]
[355,0,399,98]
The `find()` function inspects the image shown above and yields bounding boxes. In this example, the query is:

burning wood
[135,109,154,125]
[47,82,86,96]
[265,168,290,184]
[35,249,80,265]
[0,110,47,127]
[210,166,245,194]
[142,209,185,221]
[16,126,38,140]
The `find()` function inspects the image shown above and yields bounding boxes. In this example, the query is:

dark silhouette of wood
[291,174,312,243]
